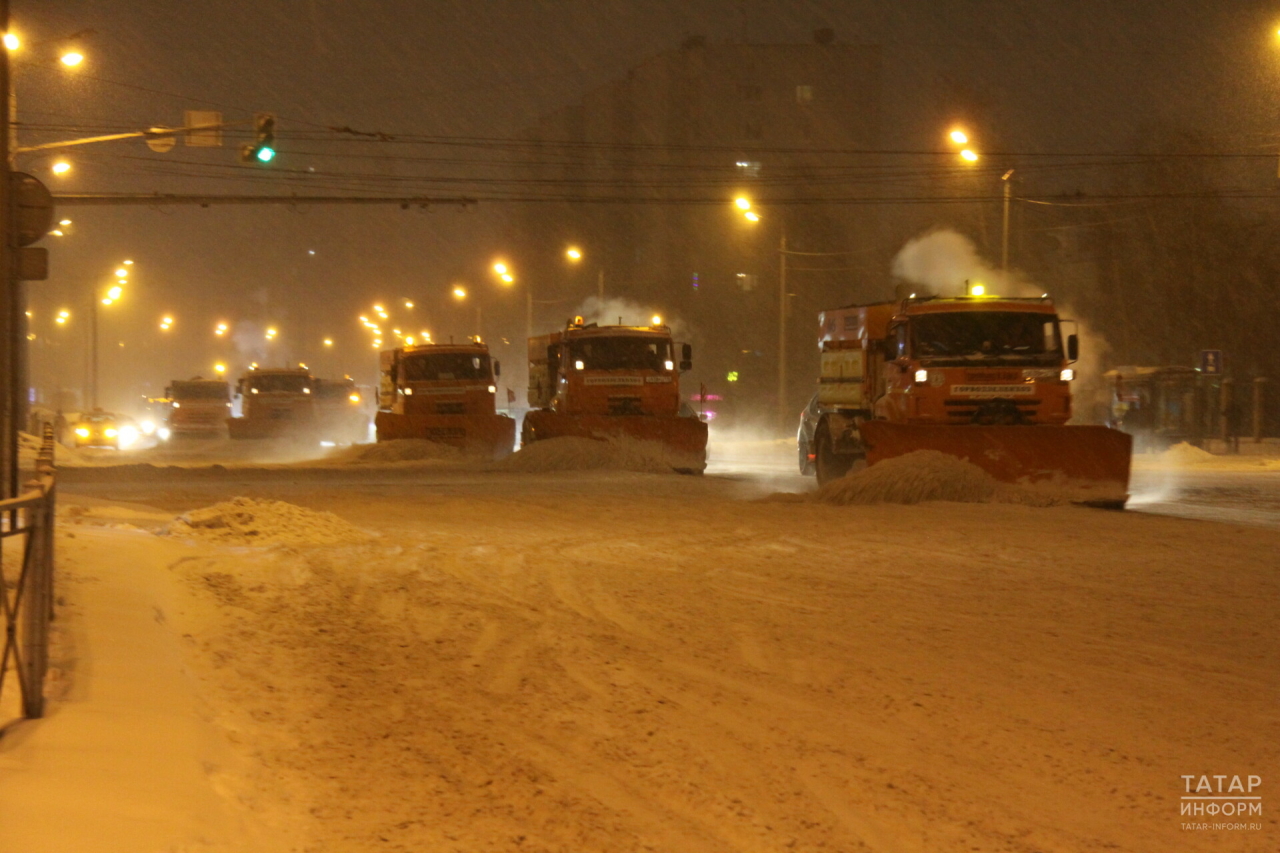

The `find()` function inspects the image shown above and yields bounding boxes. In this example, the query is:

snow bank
[814,450,996,505]
[18,431,92,467]
[1159,441,1217,465]
[812,450,1126,507]
[324,438,460,464]
[165,497,375,547]
[491,435,691,474]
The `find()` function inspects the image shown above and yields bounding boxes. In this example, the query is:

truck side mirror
[680,343,692,372]
[494,360,501,377]
[1067,334,1079,362]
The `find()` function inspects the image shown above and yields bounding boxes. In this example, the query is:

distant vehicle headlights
[118,425,139,448]
[103,427,119,438]
[141,419,157,435]
[74,426,90,438]
[157,427,172,441]
[1060,368,1075,381]
[348,393,361,403]
[172,401,181,408]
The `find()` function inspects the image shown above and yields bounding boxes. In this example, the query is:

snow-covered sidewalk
[0,523,258,853]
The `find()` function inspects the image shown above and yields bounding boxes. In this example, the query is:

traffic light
[240,112,276,164]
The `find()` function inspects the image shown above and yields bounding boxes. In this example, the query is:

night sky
[16,0,1280,414]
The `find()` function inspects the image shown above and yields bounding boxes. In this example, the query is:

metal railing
[0,424,56,720]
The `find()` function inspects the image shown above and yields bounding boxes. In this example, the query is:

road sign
[145,127,177,153]
[1199,349,1223,375]
[11,172,54,247]
[184,110,223,147]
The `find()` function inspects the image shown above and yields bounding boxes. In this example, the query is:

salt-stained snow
[165,496,376,547]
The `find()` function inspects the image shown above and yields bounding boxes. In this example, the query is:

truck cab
[375,341,514,456]
[227,367,316,439]
[164,377,231,439]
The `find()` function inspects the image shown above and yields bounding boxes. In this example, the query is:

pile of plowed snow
[491,435,689,474]
[813,450,1123,507]
[325,438,460,464]
[19,431,91,467]
[1159,442,1217,465]
[165,497,375,547]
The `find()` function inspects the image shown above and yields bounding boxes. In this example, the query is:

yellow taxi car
[72,409,139,449]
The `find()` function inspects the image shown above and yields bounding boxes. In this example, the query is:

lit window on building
[796,85,814,103]
[735,160,762,178]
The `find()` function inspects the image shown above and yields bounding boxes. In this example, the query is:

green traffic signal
[255,146,275,163]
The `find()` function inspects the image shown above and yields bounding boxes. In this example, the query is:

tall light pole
[0,1,15,495]
[1001,169,1015,273]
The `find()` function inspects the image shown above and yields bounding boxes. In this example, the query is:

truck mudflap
[375,412,515,460]
[521,411,708,474]
[857,421,1133,507]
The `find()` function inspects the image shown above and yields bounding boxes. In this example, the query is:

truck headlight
[75,426,90,438]
[172,401,181,408]
[664,360,674,371]
[488,385,496,394]
[348,393,361,403]
[104,427,118,438]
[914,369,928,384]
[1060,368,1075,381]
[574,360,585,370]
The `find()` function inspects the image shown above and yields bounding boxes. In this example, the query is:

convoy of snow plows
[140,282,1132,503]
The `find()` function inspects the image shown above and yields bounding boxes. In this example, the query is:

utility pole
[1001,169,1014,274]
[777,230,788,431]
[0,0,15,498]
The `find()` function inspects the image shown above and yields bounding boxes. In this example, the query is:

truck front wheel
[814,425,862,486]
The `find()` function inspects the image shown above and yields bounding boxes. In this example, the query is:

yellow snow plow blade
[858,422,1132,507]
[522,411,708,473]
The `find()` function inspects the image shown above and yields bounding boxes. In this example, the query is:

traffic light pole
[0,0,16,498]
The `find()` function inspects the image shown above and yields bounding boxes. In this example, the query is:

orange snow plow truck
[375,340,515,458]
[810,293,1131,504]
[227,367,317,440]
[523,316,708,473]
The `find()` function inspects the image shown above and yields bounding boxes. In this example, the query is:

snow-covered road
[3,438,1273,852]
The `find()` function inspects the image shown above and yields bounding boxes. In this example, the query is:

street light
[565,247,583,262]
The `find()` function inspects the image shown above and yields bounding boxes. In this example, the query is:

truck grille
[607,396,644,415]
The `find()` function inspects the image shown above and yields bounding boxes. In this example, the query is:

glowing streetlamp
[949,128,969,145]
[215,321,229,337]
[214,363,227,375]
[565,246,583,262]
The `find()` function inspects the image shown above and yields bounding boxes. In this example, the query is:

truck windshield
[402,352,489,381]
[569,336,671,370]
[911,312,1061,360]
[249,374,311,394]
[314,381,356,400]
[171,382,228,401]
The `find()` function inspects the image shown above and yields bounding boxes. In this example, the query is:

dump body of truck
[374,342,514,458]
[810,294,1131,503]
[313,377,371,444]
[523,317,707,473]
[227,367,316,440]
[165,378,230,439]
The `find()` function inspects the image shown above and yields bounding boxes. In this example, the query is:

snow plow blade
[857,422,1132,507]
[375,412,515,460]
[522,411,708,473]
